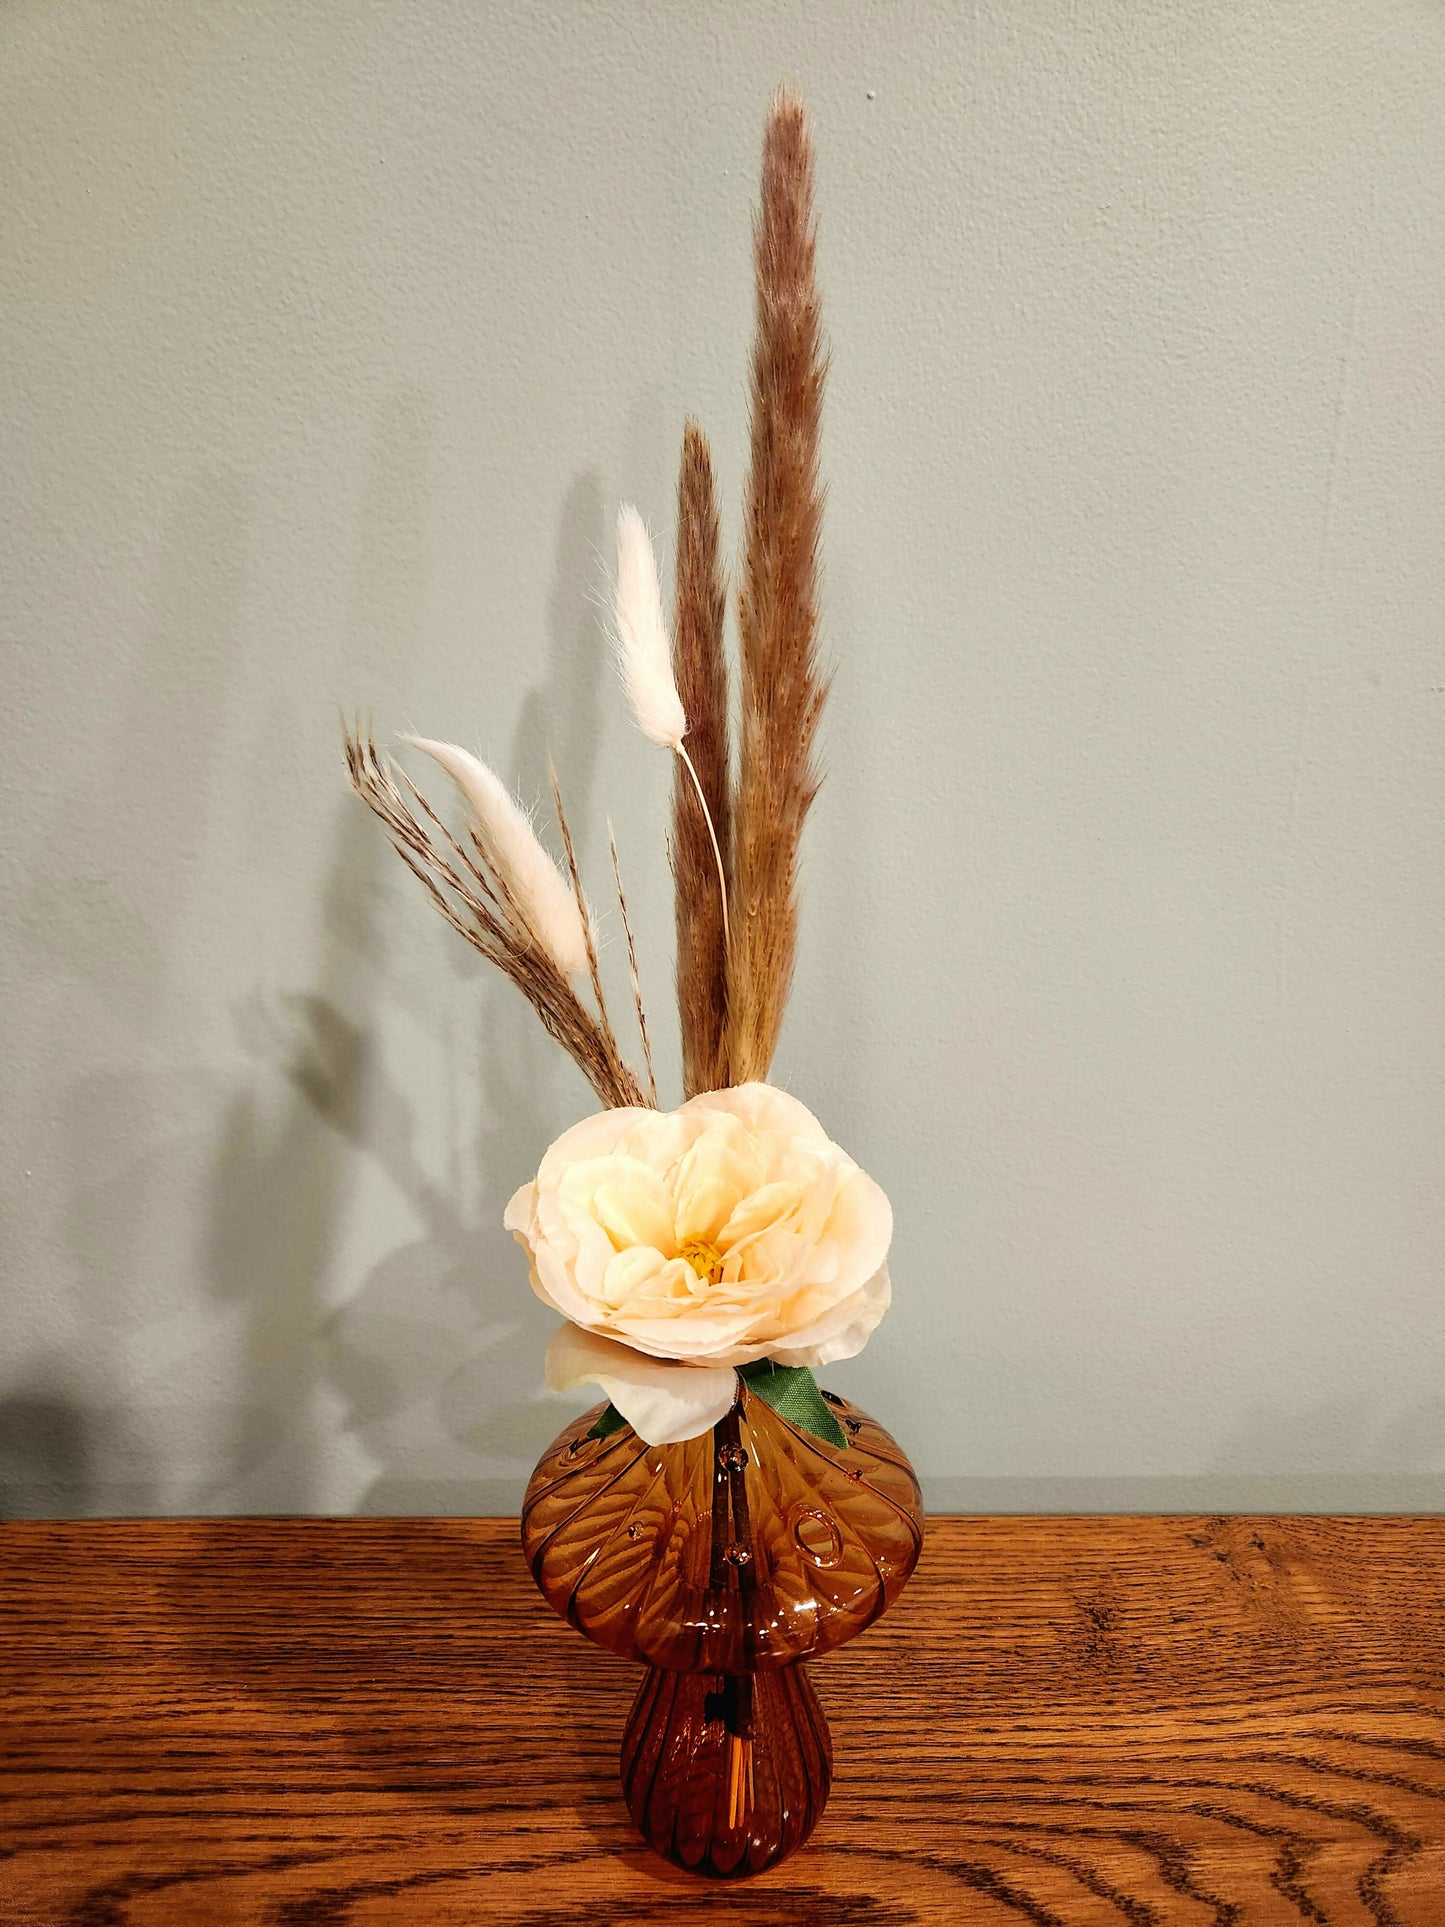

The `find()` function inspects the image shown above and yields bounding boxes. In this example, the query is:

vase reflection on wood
[522,1381,924,1877]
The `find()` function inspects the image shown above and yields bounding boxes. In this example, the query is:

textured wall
[3,3,1442,1516]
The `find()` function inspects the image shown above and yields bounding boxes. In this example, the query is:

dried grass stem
[728,90,829,1084]
[344,722,648,1109]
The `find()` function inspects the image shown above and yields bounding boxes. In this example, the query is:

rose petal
[768,1262,893,1368]
[618,1108,705,1172]
[544,1323,738,1446]
[585,1162,676,1255]
[599,1243,672,1308]
[717,1180,801,1250]
[672,1120,764,1245]
[537,1107,652,1185]
[822,1169,894,1292]
[681,1082,832,1147]
[529,1240,594,1324]
[502,1179,537,1237]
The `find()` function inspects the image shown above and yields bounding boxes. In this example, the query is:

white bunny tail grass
[615,505,686,750]
[405,737,591,980]
[616,500,731,963]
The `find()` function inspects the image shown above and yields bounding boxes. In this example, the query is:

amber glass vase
[521,1378,924,1878]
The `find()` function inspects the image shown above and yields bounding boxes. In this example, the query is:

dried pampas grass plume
[671,422,731,1098]
[346,88,836,1117]
[729,88,830,1083]
[405,737,591,979]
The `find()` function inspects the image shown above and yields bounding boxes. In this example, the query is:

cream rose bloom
[505,1082,892,1445]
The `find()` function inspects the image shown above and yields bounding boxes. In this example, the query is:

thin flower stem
[548,762,650,1106]
[677,742,730,951]
[609,823,657,1107]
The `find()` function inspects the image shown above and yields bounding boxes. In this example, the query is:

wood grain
[2,1517,1443,1924]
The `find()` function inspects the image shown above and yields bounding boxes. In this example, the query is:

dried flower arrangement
[345,91,891,1449]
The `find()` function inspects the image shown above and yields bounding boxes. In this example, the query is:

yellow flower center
[679,1237,725,1284]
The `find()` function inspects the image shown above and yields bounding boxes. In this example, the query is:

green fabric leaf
[586,1402,628,1440]
[737,1361,849,1449]
[584,1367,849,1450]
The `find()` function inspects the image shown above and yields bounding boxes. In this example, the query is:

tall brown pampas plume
[672,421,731,1096]
[347,90,831,1112]
[728,89,829,1084]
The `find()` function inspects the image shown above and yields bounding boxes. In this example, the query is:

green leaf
[586,1402,628,1441]
[737,1361,849,1450]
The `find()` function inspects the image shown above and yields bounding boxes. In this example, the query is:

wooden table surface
[3,1517,1444,1924]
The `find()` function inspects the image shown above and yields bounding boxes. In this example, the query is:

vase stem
[620,1660,831,1879]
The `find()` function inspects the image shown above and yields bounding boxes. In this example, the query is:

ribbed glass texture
[522,1381,924,1877]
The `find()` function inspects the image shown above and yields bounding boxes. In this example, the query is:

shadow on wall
[207,809,379,1513]
[206,461,611,1513]
[8,469,249,1518]
[0,1392,91,1520]
[200,385,441,1513]
[340,466,613,1513]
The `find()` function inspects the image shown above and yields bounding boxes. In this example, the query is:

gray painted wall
[3,3,1442,1517]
